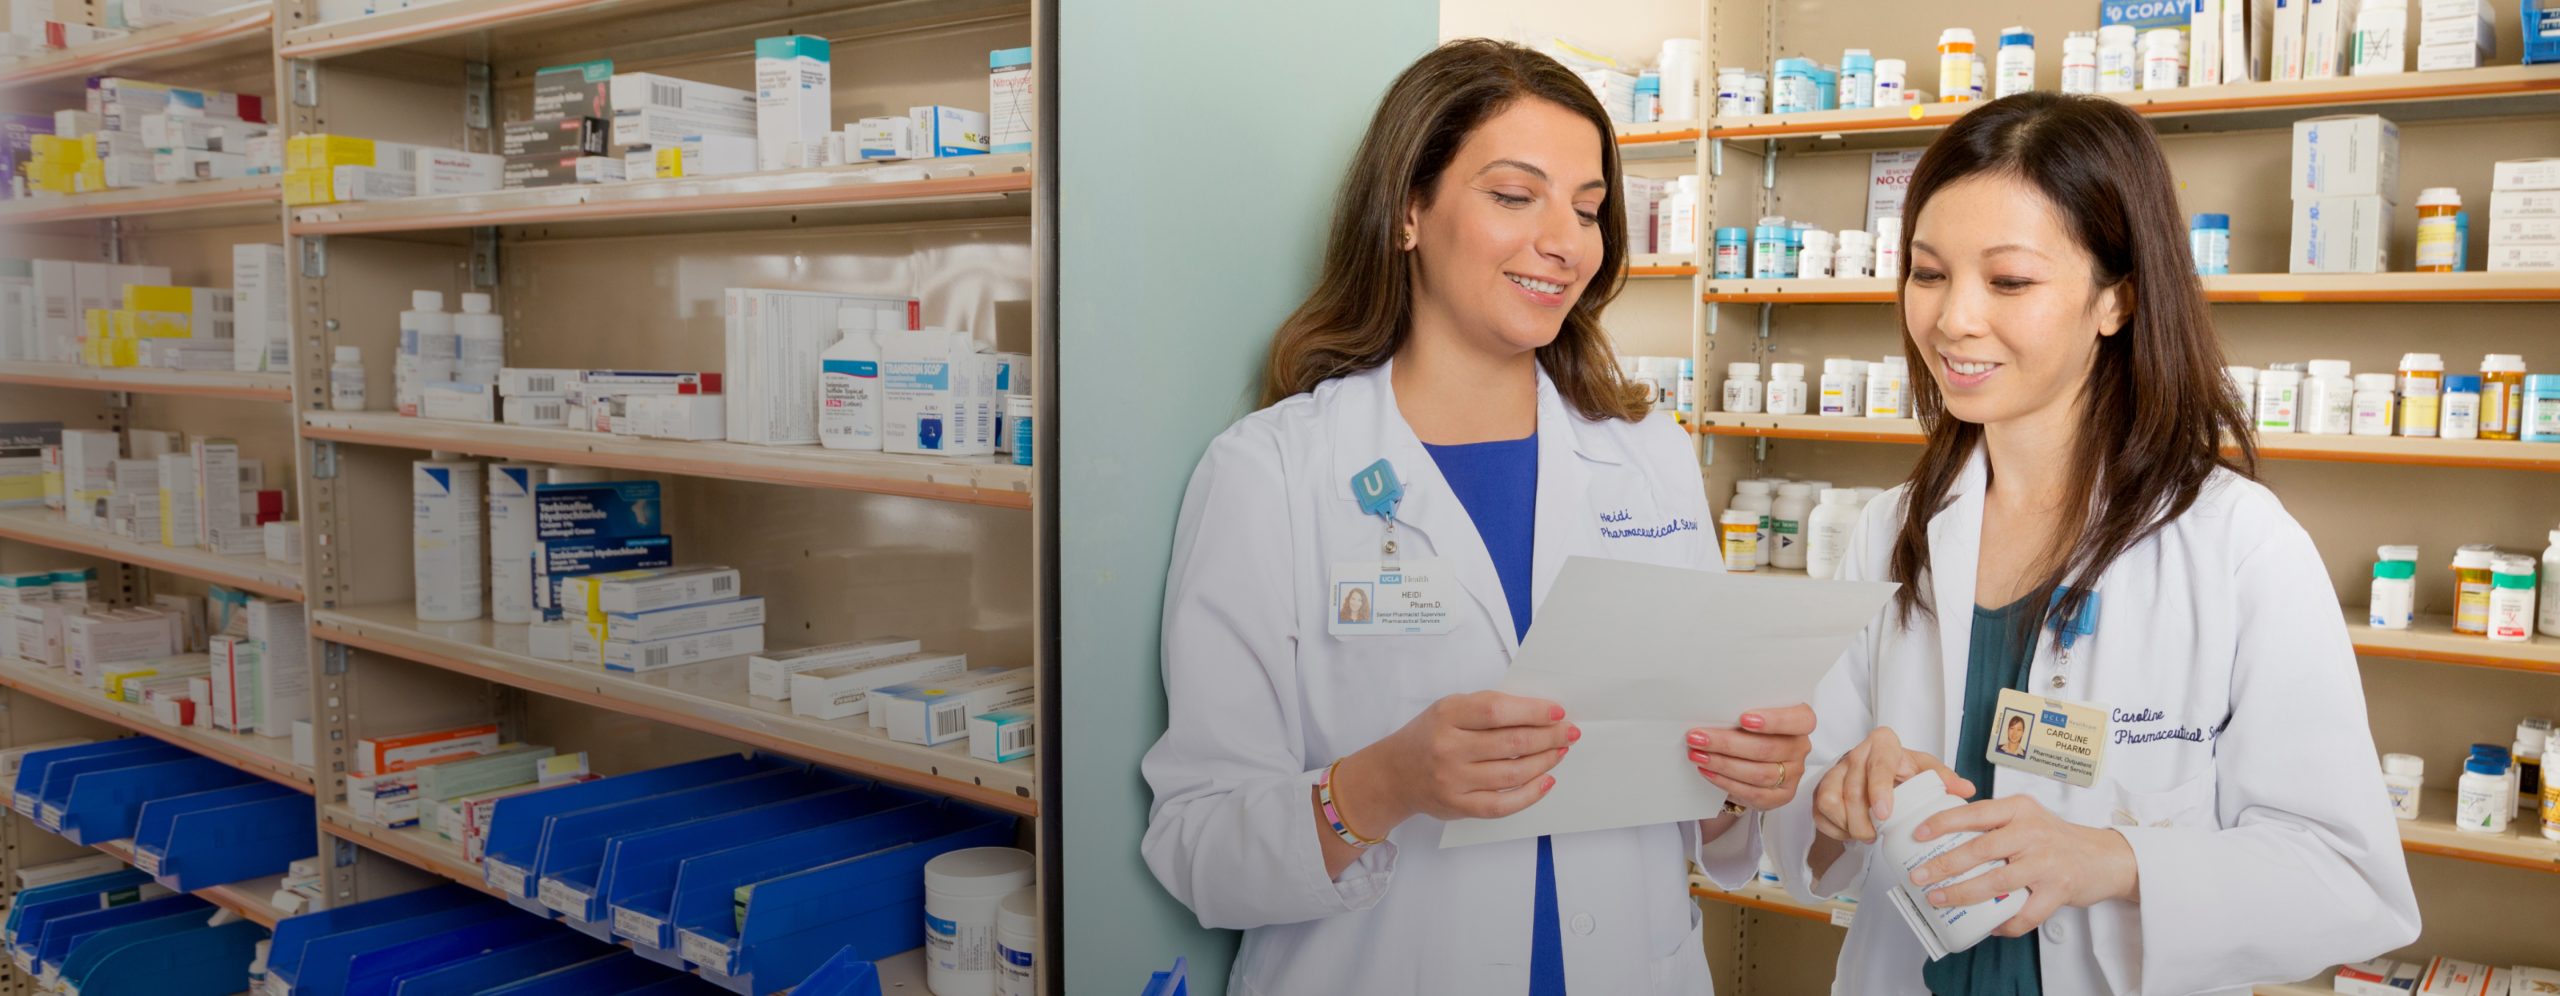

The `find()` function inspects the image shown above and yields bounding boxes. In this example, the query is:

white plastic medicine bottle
[1766,362,1810,416]
[1723,362,1764,413]
[1769,483,1814,570]
[818,308,885,451]
[1731,480,1775,567]
[2350,372,2397,436]
[1805,488,1863,580]
[329,346,367,412]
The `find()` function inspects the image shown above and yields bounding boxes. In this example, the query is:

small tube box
[871,666,1032,746]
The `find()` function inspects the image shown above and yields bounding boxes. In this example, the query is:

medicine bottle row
[2230,354,2560,442]
[2431,715,2559,841]
[2367,534,2560,642]
[1551,37,1705,126]
[1713,217,1902,280]
[1717,479,1892,579]
[1719,356,1912,420]
[1619,355,1696,423]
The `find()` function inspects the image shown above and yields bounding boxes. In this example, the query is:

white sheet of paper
[1440,556,1897,848]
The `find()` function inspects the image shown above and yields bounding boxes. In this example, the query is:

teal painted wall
[1056,5,1437,994]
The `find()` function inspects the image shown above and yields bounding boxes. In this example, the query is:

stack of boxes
[83,281,230,370]
[528,478,673,640]
[2289,114,2398,274]
[725,289,910,446]
[484,368,723,436]
[2487,157,2560,272]
[16,79,274,196]
[0,422,56,509]
[609,69,756,181]
[2418,0,2499,70]
[2,246,281,372]
[344,722,589,851]
[283,133,501,206]
[32,427,287,558]
[558,566,763,672]
[509,60,623,188]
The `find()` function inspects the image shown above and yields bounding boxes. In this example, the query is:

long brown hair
[1887,92,2256,627]
[1257,38,1650,421]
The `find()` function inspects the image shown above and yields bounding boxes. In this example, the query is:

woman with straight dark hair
[1143,39,1815,993]
[1761,92,2419,994]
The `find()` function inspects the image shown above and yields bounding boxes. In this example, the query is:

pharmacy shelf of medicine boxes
[285,152,1032,237]
[1690,413,2560,472]
[0,507,303,601]
[0,362,292,401]
[0,656,313,789]
[299,411,1035,509]
[306,604,1038,815]
[1701,272,2560,303]
[0,175,283,226]
[0,3,275,87]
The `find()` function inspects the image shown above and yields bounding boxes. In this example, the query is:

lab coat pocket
[2105,770,2218,830]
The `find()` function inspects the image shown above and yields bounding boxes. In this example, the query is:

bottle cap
[2307,359,2351,379]
[411,290,443,311]
[2001,29,2034,47]
[1722,508,1763,526]
[1736,480,1772,496]
[2371,560,2415,580]
[1717,227,1749,243]
[1843,49,1875,70]
[2377,544,2419,562]
[1729,362,1761,379]
[1820,488,1861,505]
[2354,373,2397,391]
[2453,545,2498,569]
[334,346,360,363]
[1940,27,1976,45]
[2400,353,2443,372]
[2381,753,2422,777]
[2492,555,2537,587]
[2464,755,2505,777]
[2520,723,2551,755]
[2445,374,2482,393]
[2227,365,2257,382]
[2417,187,2461,209]
[1824,357,1855,374]
[2192,213,2230,230]
[1777,482,1814,497]
[2483,353,2527,373]
[2099,24,2138,45]
[460,292,491,313]
[1770,362,1805,380]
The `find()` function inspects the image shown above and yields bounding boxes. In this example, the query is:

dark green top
[1921,595,2043,996]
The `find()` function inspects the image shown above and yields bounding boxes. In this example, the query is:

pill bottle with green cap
[2368,545,2418,630]
[2488,554,2539,643]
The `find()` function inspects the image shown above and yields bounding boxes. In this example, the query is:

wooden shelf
[2401,788,2560,874]
[0,508,304,601]
[0,4,272,87]
[1628,254,1698,278]
[1702,273,2560,304]
[2349,613,2560,675]
[1617,120,1699,162]
[301,411,1033,509]
[1707,64,2560,148]
[0,176,283,227]
[309,605,1038,816]
[319,805,507,899]
[1692,414,2560,471]
[276,0,1006,62]
[0,658,312,790]
[286,155,1030,237]
[0,362,292,402]
[0,788,293,929]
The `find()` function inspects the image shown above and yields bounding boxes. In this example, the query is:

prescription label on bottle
[1328,560,1458,637]
[1985,688,2107,787]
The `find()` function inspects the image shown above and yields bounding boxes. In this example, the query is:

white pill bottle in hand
[1878,769,2032,958]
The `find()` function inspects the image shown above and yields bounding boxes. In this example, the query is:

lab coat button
[2042,921,2065,943]
[1569,912,1594,935]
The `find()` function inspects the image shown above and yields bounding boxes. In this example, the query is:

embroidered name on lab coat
[1597,509,1698,539]
[2110,709,2217,745]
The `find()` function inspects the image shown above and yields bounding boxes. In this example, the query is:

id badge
[1986,688,2108,787]
[1327,559,1458,636]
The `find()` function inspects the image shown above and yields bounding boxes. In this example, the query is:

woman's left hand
[1907,794,2140,936]
[1687,704,1816,810]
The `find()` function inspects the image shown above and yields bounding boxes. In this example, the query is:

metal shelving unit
[3,0,1052,990]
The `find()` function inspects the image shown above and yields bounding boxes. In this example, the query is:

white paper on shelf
[1439,556,1896,848]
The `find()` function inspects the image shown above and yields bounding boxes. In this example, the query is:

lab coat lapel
[1526,367,1597,642]
[1339,362,1522,659]
[1926,445,1990,761]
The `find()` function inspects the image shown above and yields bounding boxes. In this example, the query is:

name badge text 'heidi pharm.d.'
[1328,561,1458,637]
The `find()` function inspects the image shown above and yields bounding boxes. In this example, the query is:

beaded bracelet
[1318,759,1386,849]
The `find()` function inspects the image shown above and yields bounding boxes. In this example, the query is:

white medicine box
[880,331,999,457]
[2290,194,2392,273]
[2289,115,2399,201]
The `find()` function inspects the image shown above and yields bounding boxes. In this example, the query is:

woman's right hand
[1810,727,1974,843]
[1337,690,1577,830]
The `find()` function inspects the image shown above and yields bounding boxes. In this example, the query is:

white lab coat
[1142,361,1759,995]
[1763,445,2421,995]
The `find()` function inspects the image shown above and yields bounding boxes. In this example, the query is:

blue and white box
[535,535,673,619]
[534,481,662,542]
[989,47,1033,154]
[907,105,988,158]
[754,35,831,170]
[969,709,1034,763]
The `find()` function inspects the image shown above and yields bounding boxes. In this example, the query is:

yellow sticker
[1908,105,1926,120]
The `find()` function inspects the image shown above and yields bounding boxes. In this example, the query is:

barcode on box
[935,706,967,740]
[1003,724,1032,754]
[523,375,559,394]
[644,646,670,668]
[712,575,734,594]
[532,401,563,421]
[652,82,685,108]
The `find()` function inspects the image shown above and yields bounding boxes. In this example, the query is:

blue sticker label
[823,359,879,377]
[925,914,957,937]
[2041,709,2069,728]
